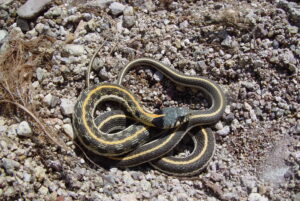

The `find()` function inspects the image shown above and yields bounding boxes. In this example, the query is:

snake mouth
[151,107,190,129]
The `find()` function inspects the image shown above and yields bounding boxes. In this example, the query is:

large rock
[17,0,52,19]
[109,2,125,16]
[278,0,300,27]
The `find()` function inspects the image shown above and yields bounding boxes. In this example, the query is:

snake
[72,58,226,176]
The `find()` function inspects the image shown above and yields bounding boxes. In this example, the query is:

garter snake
[73,58,226,176]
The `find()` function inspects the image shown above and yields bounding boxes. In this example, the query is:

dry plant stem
[0,100,70,151]
[86,39,107,88]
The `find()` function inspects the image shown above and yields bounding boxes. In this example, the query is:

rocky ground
[0,0,299,200]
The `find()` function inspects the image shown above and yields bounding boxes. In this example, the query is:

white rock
[36,67,47,81]
[0,30,8,42]
[244,102,252,111]
[248,193,268,201]
[32,81,39,88]
[35,23,44,33]
[2,158,20,174]
[44,6,63,18]
[60,98,75,116]
[119,193,137,201]
[86,0,113,9]
[23,172,31,182]
[109,2,125,16]
[123,6,134,16]
[38,186,48,195]
[16,121,32,137]
[43,93,53,107]
[17,0,51,19]
[153,71,164,82]
[0,125,7,133]
[215,121,224,130]
[34,166,46,181]
[62,124,74,139]
[7,124,18,136]
[216,126,230,136]
[241,175,257,190]
[123,16,135,28]
[140,179,151,191]
[0,0,14,6]
[63,44,86,56]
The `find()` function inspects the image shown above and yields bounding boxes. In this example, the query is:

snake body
[73,58,226,176]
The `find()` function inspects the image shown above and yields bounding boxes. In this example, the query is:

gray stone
[248,193,268,201]
[0,30,8,43]
[36,67,47,81]
[53,76,64,84]
[244,102,252,111]
[216,126,230,136]
[38,186,49,195]
[179,20,189,29]
[123,172,134,185]
[221,36,233,47]
[119,193,137,201]
[60,98,75,116]
[62,124,74,139]
[34,166,46,181]
[294,192,300,201]
[43,93,59,107]
[23,172,31,182]
[123,6,134,16]
[157,195,168,201]
[123,16,135,28]
[223,192,239,200]
[63,44,86,56]
[215,121,223,130]
[250,110,258,122]
[143,0,156,12]
[7,124,18,136]
[35,23,45,33]
[99,67,109,80]
[16,121,32,137]
[109,2,125,16]
[43,94,53,106]
[140,179,151,191]
[17,0,51,19]
[86,0,113,9]
[278,0,300,27]
[0,9,8,19]
[2,158,20,174]
[0,125,7,134]
[241,175,257,190]
[0,0,14,7]
[92,57,105,71]
[197,60,208,71]
[176,193,189,201]
[293,123,300,135]
[287,25,298,34]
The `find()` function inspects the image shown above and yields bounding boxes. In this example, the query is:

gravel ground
[0,0,300,200]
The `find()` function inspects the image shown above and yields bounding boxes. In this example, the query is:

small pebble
[216,126,230,136]
[16,121,32,137]
[60,98,75,116]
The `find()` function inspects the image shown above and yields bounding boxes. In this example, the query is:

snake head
[152,107,190,129]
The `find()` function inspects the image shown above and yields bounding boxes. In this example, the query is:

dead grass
[0,32,69,150]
